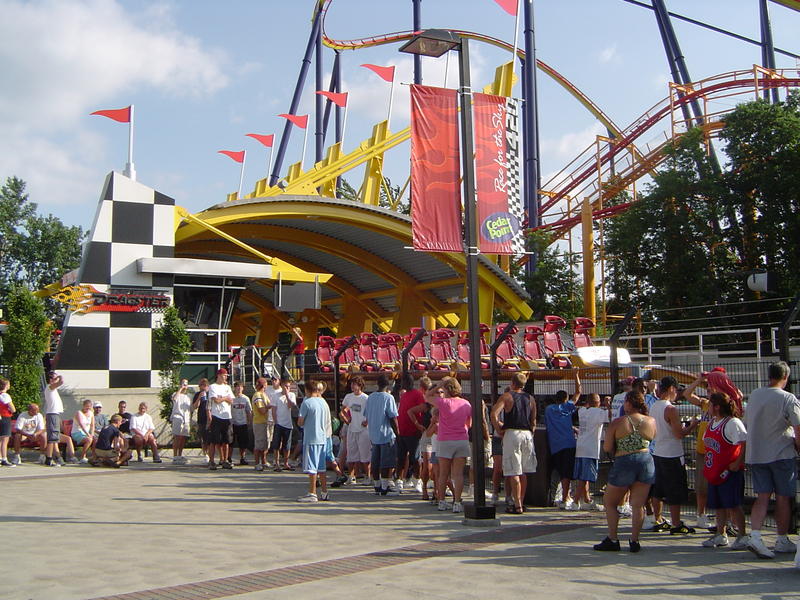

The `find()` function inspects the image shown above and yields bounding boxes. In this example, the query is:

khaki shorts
[95,448,120,460]
[695,452,708,495]
[253,422,273,451]
[502,429,537,476]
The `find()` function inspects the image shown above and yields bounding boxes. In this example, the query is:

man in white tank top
[651,376,694,534]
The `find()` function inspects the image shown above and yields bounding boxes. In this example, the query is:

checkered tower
[53,172,176,389]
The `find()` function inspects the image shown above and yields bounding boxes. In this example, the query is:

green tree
[521,231,583,321]
[1,285,52,409]
[718,92,800,296]
[152,305,191,419]
[0,177,84,321]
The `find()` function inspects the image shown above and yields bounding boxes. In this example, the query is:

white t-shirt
[171,392,192,420]
[0,392,12,415]
[712,416,747,445]
[611,392,627,418]
[43,386,63,414]
[575,406,610,459]
[231,395,252,426]
[342,392,369,433]
[208,383,234,419]
[15,412,44,434]
[130,412,154,435]
[270,388,296,429]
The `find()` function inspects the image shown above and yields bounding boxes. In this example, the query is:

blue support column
[522,0,540,274]
[760,0,779,103]
[413,0,422,84]
[269,3,323,186]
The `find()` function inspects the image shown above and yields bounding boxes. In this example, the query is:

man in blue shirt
[545,372,581,509]
[363,374,400,496]
[297,381,332,502]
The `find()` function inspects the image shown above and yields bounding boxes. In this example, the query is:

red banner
[410,85,462,252]
[473,93,520,254]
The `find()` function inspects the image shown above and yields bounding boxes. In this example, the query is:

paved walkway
[2,456,798,599]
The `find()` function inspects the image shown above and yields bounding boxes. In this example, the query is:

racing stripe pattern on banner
[410,85,463,252]
[473,93,523,255]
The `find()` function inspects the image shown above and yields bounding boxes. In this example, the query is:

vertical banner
[473,93,524,254]
[410,85,463,252]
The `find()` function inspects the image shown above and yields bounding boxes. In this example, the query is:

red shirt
[397,389,425,436]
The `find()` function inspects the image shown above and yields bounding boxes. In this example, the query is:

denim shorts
[371,440,397,470]
[750,459,797,497]
[608,451,655,487]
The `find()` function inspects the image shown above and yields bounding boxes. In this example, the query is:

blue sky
[1,0,798,230]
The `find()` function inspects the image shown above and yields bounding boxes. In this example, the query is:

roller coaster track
[319,0,628,142]
[536,67,800,239]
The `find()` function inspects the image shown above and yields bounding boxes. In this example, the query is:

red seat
[316,335,335,372]
[543,315,572,368]
[429,328,456,370]
[376,333,403,370]
[333,337,358,373]
[523,325,545,361]
[493,323,521,370]
[456,324,491,368]
[572,317,595,348]
[358,332,381,372]
[403,328,432,370]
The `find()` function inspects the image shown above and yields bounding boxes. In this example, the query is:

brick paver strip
[89,520,584,600]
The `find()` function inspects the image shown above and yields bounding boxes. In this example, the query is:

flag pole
[267,145,275,179]
[444,51,450,87]
[238,150,246,199]
[511,0,522,82]
[387,77,395,130]
[341,104,349,150]
[125,104,136,181]
[301,126,309,170]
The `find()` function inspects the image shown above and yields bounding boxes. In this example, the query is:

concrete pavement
[2,455,797,600]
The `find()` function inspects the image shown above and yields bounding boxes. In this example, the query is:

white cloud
[540,122,606,190]
[0,0,229,212]
[598,44,618,64]
[652,72,672,91]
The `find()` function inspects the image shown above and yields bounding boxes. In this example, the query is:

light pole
[401,30,495,521]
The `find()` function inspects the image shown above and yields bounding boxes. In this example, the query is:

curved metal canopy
[175,195,532,337]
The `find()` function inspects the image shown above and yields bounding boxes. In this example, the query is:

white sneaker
[731,535,751,550]
[702,534,729,548]
[57,457,66,466]
[414,479,423,493]
[642,515,655,530]
[255,464,264,472]
[38,454,47,465]
[202,455,210,464]
[396,479,404,491]
[404,478,414,489]
[747,537,775,559]
[297,493,319,503]
[564,499,576,511]
[618,503,633,517]
[437,500,449,511]
[79,457,89,464]
[445,488,453,497]
[774,537,797,553]
[384,484,401,496]
[452,501,464,514]
[696,514,711,529]
[582,500,604,512]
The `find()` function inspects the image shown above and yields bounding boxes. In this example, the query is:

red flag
[492,0,518,16]
[361,63,395,83]
[218,150,245,163]
[278,113,309,129]
[473,93,520,254]
[90,106,131,123]
[410,85,462,252]
[315,91,349,107]
[245,133,274,147]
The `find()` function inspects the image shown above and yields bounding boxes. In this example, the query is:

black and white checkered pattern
[54,172,175,389]
[505,98,525,255]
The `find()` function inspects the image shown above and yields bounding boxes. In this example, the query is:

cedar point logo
[480,211,519,244]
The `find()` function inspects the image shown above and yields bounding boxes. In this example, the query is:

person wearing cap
[650,375,695,534]
[92,401,108,441]
[208,368,234,470]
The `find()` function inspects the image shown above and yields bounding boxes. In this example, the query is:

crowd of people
[1,360,799,567]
